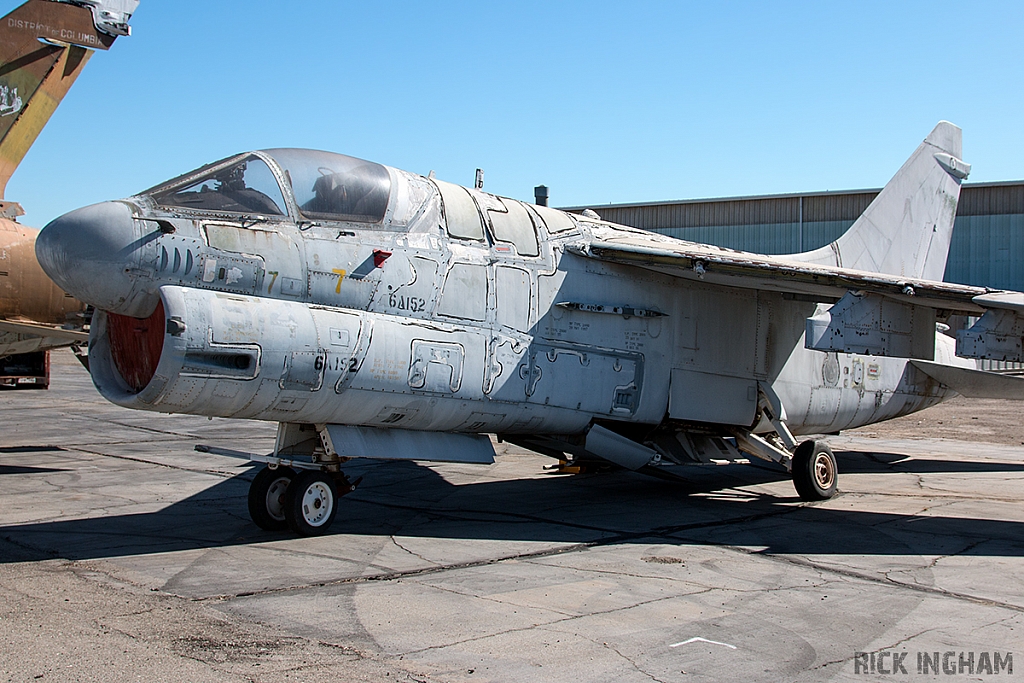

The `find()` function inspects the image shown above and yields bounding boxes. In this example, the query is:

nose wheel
[284,470,339,536]
[247,466,295,531]
[247,465,358,536]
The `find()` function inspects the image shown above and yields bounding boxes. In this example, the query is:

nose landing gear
[246,462,359,536]
[242,424,362,536]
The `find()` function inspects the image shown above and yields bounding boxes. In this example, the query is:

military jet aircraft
[35,121,1024,535]
[0,0,138,381]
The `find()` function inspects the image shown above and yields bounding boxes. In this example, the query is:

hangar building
[565,180,1024,292]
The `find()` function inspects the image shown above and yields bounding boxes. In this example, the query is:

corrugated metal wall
[576,191,875,230]
[567,182,1024,290]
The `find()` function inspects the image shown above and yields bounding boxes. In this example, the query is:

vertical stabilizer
[0,0,133,213]
[788,122,969,282]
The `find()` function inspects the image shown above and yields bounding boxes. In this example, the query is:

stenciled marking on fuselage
[315,354,359,373]
[332,268,347,294]
[388,292,426,313]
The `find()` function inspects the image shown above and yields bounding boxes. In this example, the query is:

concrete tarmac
[1,350,1021,682]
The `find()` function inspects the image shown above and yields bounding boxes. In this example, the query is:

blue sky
[6,1,1024,226]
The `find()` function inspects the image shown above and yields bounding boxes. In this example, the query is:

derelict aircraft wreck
[35,121,1024,535]
[0,0,138,375]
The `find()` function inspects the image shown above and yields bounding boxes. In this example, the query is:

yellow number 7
[332,268,347,294]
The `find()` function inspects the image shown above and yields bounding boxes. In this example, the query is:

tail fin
[788,121,969,282]
[0,0,133,213]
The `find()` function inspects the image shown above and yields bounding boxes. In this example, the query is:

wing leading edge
[568,235,991,312]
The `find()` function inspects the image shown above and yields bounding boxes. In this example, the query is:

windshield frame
[141,151,297,221]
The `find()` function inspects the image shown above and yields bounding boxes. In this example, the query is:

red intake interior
[107,300,165,393]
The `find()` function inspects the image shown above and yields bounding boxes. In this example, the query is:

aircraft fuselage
[36,149,956,441]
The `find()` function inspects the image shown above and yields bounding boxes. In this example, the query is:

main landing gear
[791,440,838,500]
[729,389,840,502]
[247,463,358,536]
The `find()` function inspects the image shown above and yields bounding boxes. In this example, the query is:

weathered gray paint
[32,122,1024,514]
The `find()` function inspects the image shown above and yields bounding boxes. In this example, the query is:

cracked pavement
[1,350,1022,682]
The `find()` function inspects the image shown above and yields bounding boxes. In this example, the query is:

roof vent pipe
[534,185,549,207]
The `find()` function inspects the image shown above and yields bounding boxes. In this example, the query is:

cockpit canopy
[268,149,390,223]
[147,149,392,224]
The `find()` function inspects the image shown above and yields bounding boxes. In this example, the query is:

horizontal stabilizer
[321,424,495,464]
[910,360,1024,400]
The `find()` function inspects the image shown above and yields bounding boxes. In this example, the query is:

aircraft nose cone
[36,201,143,313]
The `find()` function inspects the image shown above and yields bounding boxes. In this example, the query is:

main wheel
[792,440,838,501]
[248,466,295,531]
[284,470,339,536]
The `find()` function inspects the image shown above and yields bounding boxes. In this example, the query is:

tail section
[0,0,135,214]
[788,121,969,282]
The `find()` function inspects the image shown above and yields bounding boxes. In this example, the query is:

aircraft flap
[321,424,495,464]
[910,360,1024,400]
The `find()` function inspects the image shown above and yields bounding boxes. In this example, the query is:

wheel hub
[265,477,290,521]
[813,452,835,489]
[301,481,333,526]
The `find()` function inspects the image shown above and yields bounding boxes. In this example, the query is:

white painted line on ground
[670,637,737,650]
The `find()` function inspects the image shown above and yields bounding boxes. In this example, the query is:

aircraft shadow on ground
[2,452,1022,564]
[0,446,69,454]
[0,446,72,475]
[0,465,69,475]
[835,448,1024,471]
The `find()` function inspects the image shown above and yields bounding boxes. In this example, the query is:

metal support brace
[306,425,347,471]
[728,385,797,471]
[251,452,333,472]
[757,387,797,450]
[731,430,793,471]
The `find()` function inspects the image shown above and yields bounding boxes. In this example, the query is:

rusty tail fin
[0,0,130,215]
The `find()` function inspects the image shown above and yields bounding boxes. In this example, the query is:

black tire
[284,470,339,536]
[248,466,295,531]
[792,440,838,501]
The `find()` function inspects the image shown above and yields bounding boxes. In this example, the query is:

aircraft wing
[0,319,88,342]
[0,319,88,358]
[568,233,990,311]
[566,231,1024,363]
